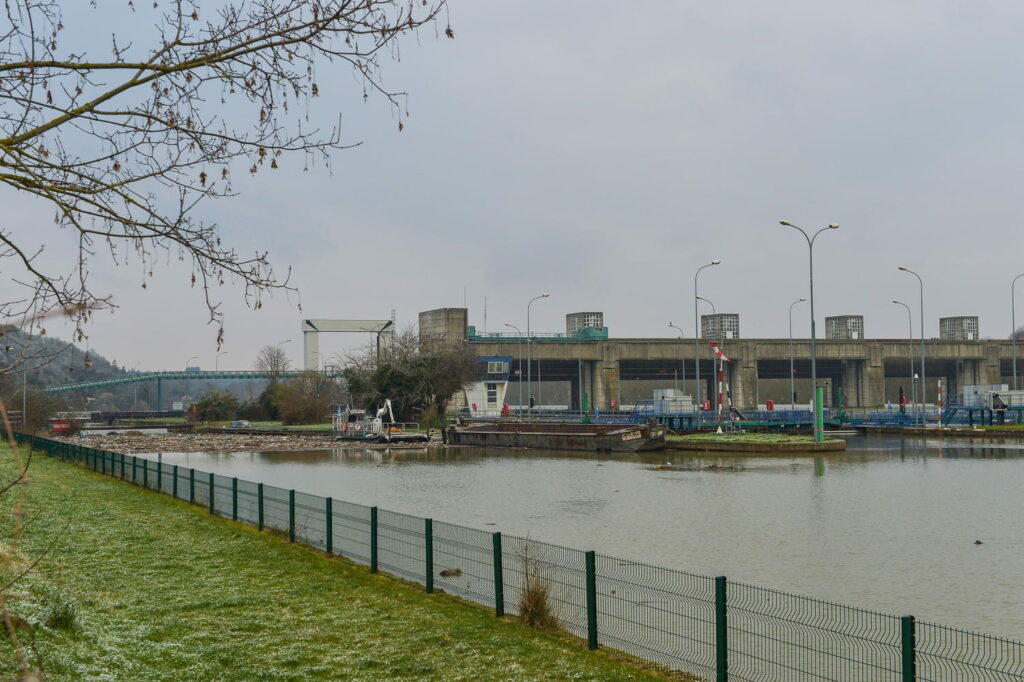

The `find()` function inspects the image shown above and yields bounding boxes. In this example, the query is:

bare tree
[254,343,291,379]
[1,0,452,349]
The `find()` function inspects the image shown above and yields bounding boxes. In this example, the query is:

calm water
[145,435,1024,640]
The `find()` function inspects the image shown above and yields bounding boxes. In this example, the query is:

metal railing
[6,430,1022,681]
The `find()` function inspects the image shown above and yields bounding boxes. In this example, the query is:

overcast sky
[8,1,1024,370]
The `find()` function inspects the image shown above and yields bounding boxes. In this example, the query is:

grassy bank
[0,445,681,681]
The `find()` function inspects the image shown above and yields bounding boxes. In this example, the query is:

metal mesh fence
[595,555,717,678]
[728,581,902,681]
[918,621,1024,681]
[7,430,1024,682]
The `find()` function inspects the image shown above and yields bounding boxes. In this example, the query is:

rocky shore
[57,431,441,454]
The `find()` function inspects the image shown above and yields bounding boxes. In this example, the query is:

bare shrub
[516,543,561,633]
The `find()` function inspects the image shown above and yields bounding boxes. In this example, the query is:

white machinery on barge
[331,399,430,443]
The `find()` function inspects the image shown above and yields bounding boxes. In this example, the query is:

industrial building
[826,315,865,340]
[701,314,740,340]
[940,316,979,341]
[566,312,605,336]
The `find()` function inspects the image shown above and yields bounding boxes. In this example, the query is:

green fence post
[901,615,916,682]
[325,497,333,554]
[131,456,137,484]
[208,472,215,515]
[715,576,728,682]
[143,458,148,489]
[189,468,195,504]
[585,550,598,650]
[370,507,378,573]
[120,453,125,479]
[156,459,162,491]
[232,477,238,521]
[172,465,179,498]
[425,518,434,594]
[492,532,504,618]
[257,483,264,531]
[288,489,296,543]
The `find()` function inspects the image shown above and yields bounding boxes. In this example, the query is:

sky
[6,1,1024,371]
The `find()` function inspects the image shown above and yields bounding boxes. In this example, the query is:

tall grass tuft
[516,543,561,633]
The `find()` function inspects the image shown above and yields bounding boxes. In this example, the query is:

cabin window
[487,361,508,374]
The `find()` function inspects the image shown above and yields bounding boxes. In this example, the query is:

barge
[444,421,666,452]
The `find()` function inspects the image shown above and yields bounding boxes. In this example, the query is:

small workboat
[444,421,666,452]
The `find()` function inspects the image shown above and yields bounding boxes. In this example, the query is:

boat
[443,421,666,452]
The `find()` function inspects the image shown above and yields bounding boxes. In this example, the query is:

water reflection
[140,434,1024,640]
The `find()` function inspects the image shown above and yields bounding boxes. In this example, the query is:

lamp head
[779,220,792,226]
[892,299,900,304]
[541,293,550,298]
[711,260,721,265]
[898,266,908,271]
[800,297,807,302]
[828,223,840,229]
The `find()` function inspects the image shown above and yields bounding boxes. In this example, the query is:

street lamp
[789,297,807,408]
[892,300,916,417]
[668,322,685,393]
[780,220,839,442]
[898,266,926,427]
[526,293,550,419]
[504,323,524,410]
[1013,273,1024,391]
[216,351,229,371]
[697,296,718,420]
[693,260,720,421]
[186,356,198,370]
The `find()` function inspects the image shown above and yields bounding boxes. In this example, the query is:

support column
[864,346,886,408]
[732,345,757,409]
[593,346,620,410]
[982,345,1002,386]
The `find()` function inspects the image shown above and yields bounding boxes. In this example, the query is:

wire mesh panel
[502,535,588,640]
[262,484,291,533]
[158,462,175,496]
[728,581,902,681]
[331,500,371,565]
[192,469,211,509]
[377,510,426,585]
[126,455,141,486]
[295,491,327,549]
[236,480,260,526]
[917,621,1024,681]
[594,555,716,679]
[212,474,234,519]
[174,466,191,502]
[432,521,494,608]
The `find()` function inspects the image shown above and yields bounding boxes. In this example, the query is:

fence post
[425,518,434,594]
[189,468,195,504]
[370,507,378,573]
[715,576,728,682]
[586,550,598,650]
[492,532,504,618]
[208,472,215,515]
[143,458,148,489]
[173,465,179,499]
[156,459,162,491]
[132,456,137,484]
[232,477,238,521]
[288,489,296,543]
[257,483,264,531]
[325,497,333,554]
[901,615,916,682]
[120,453,125,479]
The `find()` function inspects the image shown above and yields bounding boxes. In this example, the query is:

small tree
[194,390,240,422]
[276,371,342,425]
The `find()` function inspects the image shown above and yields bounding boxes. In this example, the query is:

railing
[6,430,1023,681]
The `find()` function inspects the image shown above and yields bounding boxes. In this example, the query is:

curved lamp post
[780,220,839,442]
[526,293,550,419]
[1013,273,1024,391]
[898,267,925,427]
[892,300,916,415]
[668,322,685,394]
[789,297,806,407]
[504,323,524,410]
[693,261,720,422]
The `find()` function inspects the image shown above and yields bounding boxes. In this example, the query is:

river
[143,434,1024,640]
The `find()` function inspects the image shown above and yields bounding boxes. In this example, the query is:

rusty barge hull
[446,422,666,452]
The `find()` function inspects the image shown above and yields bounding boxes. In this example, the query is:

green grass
[0,445,684,681]
[668,432,824,443]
